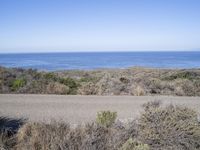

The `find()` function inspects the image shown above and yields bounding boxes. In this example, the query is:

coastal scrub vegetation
[121,138,150,150]
[96,111,117,127]
[1,66,200,96]
[1,101,200,149]
[11,79,26,91]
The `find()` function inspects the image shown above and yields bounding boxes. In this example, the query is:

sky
[0,0,200,53]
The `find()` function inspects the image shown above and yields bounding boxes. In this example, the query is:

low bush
[15,122,112,150]
[78,82,98,95]
[120,77,130,84]
[131,86,145,96]
[11,79,26,91]
[43,72,57,81]
[0,131,16,150]
[138,101,200,149]
[59,77,79,94]
[16,122,71,150]
[121,138,149,150]
[79,77,98,83]
[96,111,117,127]
[162,71,200,81]
[46,82,69,94]
[0,116,25,150]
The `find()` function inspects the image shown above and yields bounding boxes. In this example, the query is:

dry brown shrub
[0,116,25,150]
[174,86,185,96]
[16,121,71,150]
[46,82,69,94]
[121,138,149,150]
[0,132,16,150]
[78,82,98,95]
[15,122,113,150]
[111,120,139,149]
[131,86,145,96]
[181,80,196,96]
[82,123,112,150]
[138,101,200,150]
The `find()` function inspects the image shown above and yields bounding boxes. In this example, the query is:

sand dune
[0,94,200,124]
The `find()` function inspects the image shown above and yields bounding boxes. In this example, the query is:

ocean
[0,51,200,71]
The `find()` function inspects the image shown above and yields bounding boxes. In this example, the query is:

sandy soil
[0,94,200,124]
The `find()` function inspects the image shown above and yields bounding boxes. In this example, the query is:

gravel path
[0,94,200,124]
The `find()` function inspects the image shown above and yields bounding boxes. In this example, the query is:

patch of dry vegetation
[1,66,200,96]
[1,102,200,150]
[121,138,149,150]
[138,101,200,149]
[0,117,25,150]
[15,122,113,150]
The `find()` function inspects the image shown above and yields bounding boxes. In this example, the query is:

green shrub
[79,77,98,83]
[11,79,26,91]
[162,71,199,81]
[138,101,200,149]
[121,138,149,150]
[0,80,2,88]
[59,77,79,94]
[33,72,42,80]
[59,77,77,88]
[120,77,130,84]
[96,111,117,127]
[43,72,57,81]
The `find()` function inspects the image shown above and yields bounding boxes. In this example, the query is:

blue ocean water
[0,52,200,71]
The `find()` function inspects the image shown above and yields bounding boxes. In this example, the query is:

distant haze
[0,0,200,53]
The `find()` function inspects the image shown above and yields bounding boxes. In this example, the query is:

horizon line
[0,49,200,54]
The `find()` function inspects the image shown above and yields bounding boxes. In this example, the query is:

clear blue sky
[0,0,200,53]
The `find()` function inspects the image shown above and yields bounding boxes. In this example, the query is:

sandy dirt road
[0,94,200,124]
